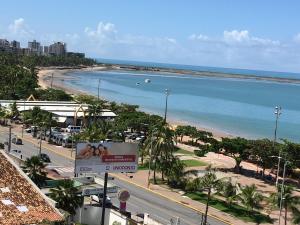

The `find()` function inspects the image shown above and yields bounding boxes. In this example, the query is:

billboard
[75,142,138,174]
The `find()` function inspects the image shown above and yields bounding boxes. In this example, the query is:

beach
[37,66,233,140]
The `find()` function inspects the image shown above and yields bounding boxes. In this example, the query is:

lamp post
[164,89,170,123]
[97,78,101,101]
[278,159,289,225]
[274,106,282,187]
[147,128,157,188]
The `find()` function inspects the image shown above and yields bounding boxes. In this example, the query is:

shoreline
[38,67,233,140]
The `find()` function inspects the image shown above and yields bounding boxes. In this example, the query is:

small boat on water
[145,79,151,83]
[136,82,140,85]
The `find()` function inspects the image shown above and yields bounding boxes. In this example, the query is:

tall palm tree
[49,179,82,216]
[237,184,263,213]
[269,185,300,225]
[22,156,47,187]
[143,123,176,184]
[188,165,223,225]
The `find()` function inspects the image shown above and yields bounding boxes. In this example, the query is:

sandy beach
[38,67,233,140]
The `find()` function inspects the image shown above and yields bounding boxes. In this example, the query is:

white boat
[145,79,151,83]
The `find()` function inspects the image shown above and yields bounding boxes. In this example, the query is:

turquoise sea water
[62,67,300,142]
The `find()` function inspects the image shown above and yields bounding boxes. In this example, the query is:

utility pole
[274,106,282,187]
[8,125,12,153]
[39,129,42,156]
[97,78,101,101]
[278,159,289,225]
[100,172,108,225]
[21,99,25,138]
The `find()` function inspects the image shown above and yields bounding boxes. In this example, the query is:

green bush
[194,149,206,157]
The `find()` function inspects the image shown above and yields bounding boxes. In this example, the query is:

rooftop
[0,100,117,118]
[0,150,63,224]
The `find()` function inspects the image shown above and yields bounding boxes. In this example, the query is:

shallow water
[62,70,300,142]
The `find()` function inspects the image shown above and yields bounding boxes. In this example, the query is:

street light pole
[164,89,170,123]
[278,159,289,225]
[147,130,154,189]
[274,106,282,187]
[97,78,101,101]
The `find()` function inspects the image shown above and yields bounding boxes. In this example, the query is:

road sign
[82,186,118,196]
[118,189,130,202]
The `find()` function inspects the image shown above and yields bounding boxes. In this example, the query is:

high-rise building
[49,42,66,56]
[28,40,42,55]
[11,40,20,49]
[43,46,49,55]
[0,39,11,52]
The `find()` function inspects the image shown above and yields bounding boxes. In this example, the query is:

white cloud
[294,33,300,43]
[223,30,249,42]
[84,22,117,42]
[189,34,209,41]
[8,18,34,38]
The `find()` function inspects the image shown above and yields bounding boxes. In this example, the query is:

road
[0,127,227,225]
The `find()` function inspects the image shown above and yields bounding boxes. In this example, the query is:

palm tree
[217,179,237,206]
[49,179,83,216]
[143,123,176,184]
[269,185,300,225]
[236,184,263,213]
[188,165,223,225]
[22,156,47,187]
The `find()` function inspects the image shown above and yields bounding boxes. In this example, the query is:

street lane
[0,127,226,225]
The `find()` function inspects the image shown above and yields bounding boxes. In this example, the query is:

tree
[143,123,176,184]
[188,165,223,225]
[49,179,83,216]
[217,179,237,206]
[249,139,278,178]
[269,185,300,225]
[221,137,250,173]
[34,88,73,101]
[236,184,263,213]
[22,156,47,187]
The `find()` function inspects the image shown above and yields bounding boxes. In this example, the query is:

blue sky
[1,0,300,72]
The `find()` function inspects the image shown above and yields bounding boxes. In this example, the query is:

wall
[74,205,129,225]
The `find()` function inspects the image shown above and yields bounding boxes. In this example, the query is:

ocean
[62,59,300,142]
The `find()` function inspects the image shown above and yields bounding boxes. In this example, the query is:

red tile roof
[0,151,63,225]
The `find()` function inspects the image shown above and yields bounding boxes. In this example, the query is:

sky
[1,0,300,72]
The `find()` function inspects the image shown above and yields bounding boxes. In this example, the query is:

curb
[112,174,233,225]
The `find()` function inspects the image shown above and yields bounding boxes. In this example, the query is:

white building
[49,42,67,56]
[0,100,117,125]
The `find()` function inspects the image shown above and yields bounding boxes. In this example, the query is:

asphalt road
[0,127,227,225]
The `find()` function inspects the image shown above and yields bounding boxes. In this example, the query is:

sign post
[100,172,108,225]
[75,142,138,225]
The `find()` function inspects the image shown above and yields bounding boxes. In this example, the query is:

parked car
[12,137,22,145]
[25,128,32,133]
[62,135,74,148]
[66,125,81,133]
[39,153,51,163]
[11,149,22,154]
[90,195,112,207]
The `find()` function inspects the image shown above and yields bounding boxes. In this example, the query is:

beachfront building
[28,39,43,55]
[0,39,11,52]
[49,42,67,56]
[0,100,117,126]
[11,40,20,49]
[44,45,49,55]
